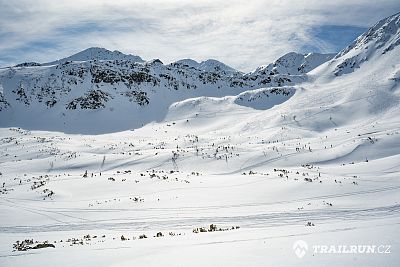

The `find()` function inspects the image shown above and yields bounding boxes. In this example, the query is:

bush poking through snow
[138,234,147,239]
[13,239,55,251]
[155,232,164,237]
[193,224,240,233]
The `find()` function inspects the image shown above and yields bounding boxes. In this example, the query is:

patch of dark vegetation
[67,90,111,110]
[0,92,10,111]
[15,62,41,67]
[193,224,240,233]
[13,239,55,251]
[121,91,149,106]
[12,83,30,106]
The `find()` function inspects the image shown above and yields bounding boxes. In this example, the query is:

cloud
[0,0,399,71]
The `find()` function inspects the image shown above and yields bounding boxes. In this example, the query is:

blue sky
[0,0,399,72]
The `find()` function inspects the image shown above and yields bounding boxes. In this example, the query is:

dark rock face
[67,90,111,110]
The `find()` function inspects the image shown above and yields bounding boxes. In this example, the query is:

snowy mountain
[251,52,335,76]
[1,13,400,267]
[326,12,400,76]
[0,12,399,134]
[172,58,241,75]
[43,47,145,66]
[0,48,334,133]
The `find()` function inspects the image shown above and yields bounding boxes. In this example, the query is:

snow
[0,12,400,267]
[173,58,241,75]
[43,47,145,66]
[251,52,335,76]
[323,12,400,77]
[0,47,314,134]
[233,87,296,110]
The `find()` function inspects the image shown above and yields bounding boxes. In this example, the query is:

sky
[0,0,399,72]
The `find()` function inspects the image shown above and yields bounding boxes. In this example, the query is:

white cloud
[0,0,399,71]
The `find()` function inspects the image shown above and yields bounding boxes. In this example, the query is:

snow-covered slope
[0,48,325,133]
[320,12,400,76]
[251,52,335,76]
[172,58,241,75]
[44,47,144,66]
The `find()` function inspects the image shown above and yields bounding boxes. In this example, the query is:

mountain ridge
[42,47,145,66]
[1,12,399,133]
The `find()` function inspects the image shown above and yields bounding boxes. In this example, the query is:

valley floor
[0,107,399,266]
